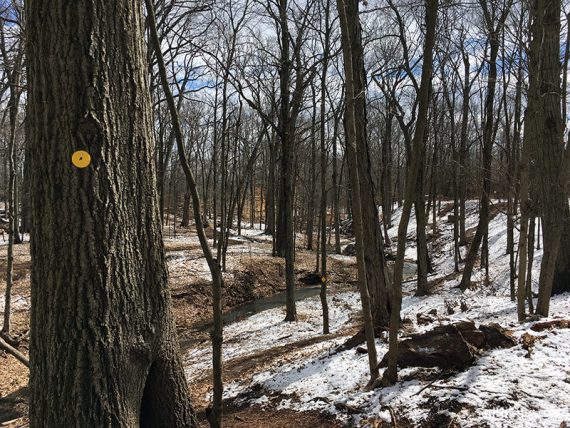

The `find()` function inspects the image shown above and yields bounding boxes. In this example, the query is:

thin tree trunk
[459,2,509,290]
[181,188,191,227]
[250,170,255,228]
[441,65,461,271]
[320,2,331,333]
[266,133,276,236]
[415,162,430,296]
[382,0,437,386]
[382,101,394,233]
[1,26,23,338]
[337,0,379,384]
[458,47,470,245]
[146,1,225,425]
[332,110,342,254]
[306,87,318,250]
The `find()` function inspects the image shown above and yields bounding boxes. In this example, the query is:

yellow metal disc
[72,150,91,168]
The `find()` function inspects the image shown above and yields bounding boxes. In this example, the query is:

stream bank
[179,260,418,353]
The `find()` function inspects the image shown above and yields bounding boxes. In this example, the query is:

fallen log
[378,321,515,370]
[530,319,570,332]
[0,336,29,368]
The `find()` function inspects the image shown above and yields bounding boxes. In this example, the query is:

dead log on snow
[378,321,515,370]
[530,319,570,332]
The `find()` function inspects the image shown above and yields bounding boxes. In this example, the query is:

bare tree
[382,0,438,387]
[532,0,568,316]
[0,4,24,341]
[459,0,512,291]
[27,0,197,424]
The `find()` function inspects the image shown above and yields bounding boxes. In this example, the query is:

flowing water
[189,261,417,333]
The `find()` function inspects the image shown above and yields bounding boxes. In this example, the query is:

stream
[187,261,417,336]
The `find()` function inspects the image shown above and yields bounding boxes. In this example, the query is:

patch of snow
[184,290,361,376]
[0,294,30,313]
[182,199,570,427]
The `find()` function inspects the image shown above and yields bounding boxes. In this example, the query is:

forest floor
[0,218,357,427]
[183,202,570,427]
[1,202,570,427]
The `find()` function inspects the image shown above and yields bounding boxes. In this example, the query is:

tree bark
[553,205,570,296]
[26,1,198,426]
[535,0,566,316]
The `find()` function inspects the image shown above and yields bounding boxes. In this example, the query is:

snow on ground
[164,222,277,283]
[184,290,359,375]
[0,295,29,312]
[212,286,570,426]
[0,233,29,247]
[183,201,570,427]
[239,223,273,243]
[166,248,213,281]
[164,233,244,281]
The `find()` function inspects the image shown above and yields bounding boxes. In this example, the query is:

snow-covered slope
[184,201,570,427]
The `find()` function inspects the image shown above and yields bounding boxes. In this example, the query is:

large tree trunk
[353,31,391,326]
[517,0,543,321]
[26,1,197,426]
[360,146,391,328]
[555,9,570,298]
[21,150,31,235]
[352,28,390,330]
[275,0,291,259]
[274,0,298,321]
[535,0,566,316]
